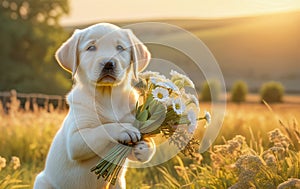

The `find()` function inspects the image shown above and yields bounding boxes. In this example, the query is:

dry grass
[0,108,65,188]
[0,95,299,188]
[126,101,300,188]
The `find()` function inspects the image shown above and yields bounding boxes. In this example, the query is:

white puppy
[34,23,155,189]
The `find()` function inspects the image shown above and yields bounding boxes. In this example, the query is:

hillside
[67,11,300,92]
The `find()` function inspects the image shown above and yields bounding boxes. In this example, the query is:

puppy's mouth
[97,74,117,86]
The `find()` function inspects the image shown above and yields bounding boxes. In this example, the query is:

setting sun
[61,0,300,25]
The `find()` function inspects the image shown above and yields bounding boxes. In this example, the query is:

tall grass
[125,103,300,188]
[0,101,65,188]
[0,97,300,188]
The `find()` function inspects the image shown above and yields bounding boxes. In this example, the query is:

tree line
[0,0,72,95]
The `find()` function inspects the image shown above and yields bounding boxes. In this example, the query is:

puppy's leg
[129,138,156,163]
[34,172,54,189]
[67,123,141,161]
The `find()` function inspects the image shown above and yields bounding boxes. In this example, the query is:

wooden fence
[0,90,68,113]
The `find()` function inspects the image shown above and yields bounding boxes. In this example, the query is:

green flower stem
[142,130,161,138]
[91,144,128,172]
[99,145,124,162]
[104,146,129,181]
[91,143,133,185]
[111,150,131,184]
[196,117,206,121]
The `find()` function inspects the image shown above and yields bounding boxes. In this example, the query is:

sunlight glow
[61,0,300,25]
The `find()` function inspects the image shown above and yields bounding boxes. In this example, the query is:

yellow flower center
[175,103,180,110]
[157,92,163,99]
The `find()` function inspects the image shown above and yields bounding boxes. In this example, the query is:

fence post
[0,90,67,112]
[9,89,20,114]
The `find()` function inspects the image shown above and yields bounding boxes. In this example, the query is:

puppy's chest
[95,100,135,123]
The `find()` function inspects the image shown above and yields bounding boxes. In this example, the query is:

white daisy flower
[170,70,195,88]
[183,93,200,110]
[11,156,20,170]
[0,156,6,171]
[139,71,161,80]
[172,98,186,115]
[204,111,211,125]
[150,76,166,85]
[156,80,180,93]
[187,110,197,134]
[152,87,169,102]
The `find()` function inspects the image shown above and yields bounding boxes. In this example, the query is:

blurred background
[1,0,300,96]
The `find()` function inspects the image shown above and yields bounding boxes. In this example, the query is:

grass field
[1,96,300,188]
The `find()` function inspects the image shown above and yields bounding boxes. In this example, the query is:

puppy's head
[55,23,150,87]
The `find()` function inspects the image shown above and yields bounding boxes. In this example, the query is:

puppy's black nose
[103,61,115,72]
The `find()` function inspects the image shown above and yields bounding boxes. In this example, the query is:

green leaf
[135,101,139,111]
[137,110,149,122]
[139,100,167,133]
[142,94,154,111]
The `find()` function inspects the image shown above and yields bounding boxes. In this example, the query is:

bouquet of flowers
[91,70,211,185]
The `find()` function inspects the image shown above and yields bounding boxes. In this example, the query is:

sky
[60,0,300,25]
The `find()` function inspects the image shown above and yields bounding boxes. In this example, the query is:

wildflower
[213,144,228,154]
[277,178,300,189]
[187,110,197,133]
[267,146,286,160]
[152,87,169,102]
[228,182,253,189]
[193,153,203,164]
[149,76,166,85]
[227,135,246,154]
[204,111,211,124]
[139,71,165,80]
[11,156,20,170]
[268,128,290,148]
[172,98,186,115]
[227,140,241,154]
[263,153,276,167]
[268,128,282,142]
[189,164,197,171]
[232,135,246,145]
[183,93,200,110]
[235,155,263,178]
[0,156,6,171]
[155,80,180,93]
[174,165,186,177]
[170,70,195,89]
[210,153,223,167]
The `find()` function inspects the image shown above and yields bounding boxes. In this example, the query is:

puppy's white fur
[34,23,155,189]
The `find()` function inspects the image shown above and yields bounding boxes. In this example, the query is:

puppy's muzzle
[98,59,118,84]
[102,61,115,74]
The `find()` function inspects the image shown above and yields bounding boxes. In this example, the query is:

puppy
[34,23,155,189]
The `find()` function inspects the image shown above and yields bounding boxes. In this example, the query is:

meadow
[0,95,299,188]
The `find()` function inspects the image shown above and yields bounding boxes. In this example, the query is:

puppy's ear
[126,30,151,80]
[55,29,81,75]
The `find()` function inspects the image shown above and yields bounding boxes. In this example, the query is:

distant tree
[0,0,71,94]
[231,80,248,103]
[201,80,221,102]
[260,81,284,103]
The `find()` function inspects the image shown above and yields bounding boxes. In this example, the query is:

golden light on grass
[0,94,299,188]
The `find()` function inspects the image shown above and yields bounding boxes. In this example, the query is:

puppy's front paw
[132,139,155,163]
[117,123,141,144]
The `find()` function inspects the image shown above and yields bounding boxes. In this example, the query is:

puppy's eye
[116,45,125,51]
[87,45,96,51]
